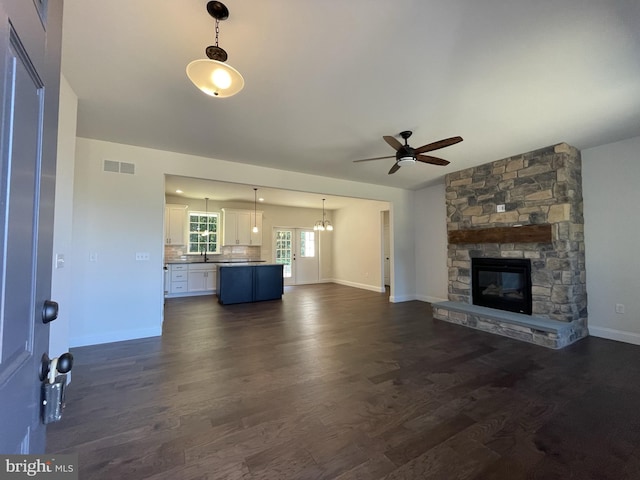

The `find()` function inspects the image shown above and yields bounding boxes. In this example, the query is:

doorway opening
[273,228,319,285]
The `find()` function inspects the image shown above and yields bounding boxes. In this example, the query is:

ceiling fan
[353,130,463,174]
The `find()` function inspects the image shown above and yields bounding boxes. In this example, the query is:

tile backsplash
[164,244,262,262]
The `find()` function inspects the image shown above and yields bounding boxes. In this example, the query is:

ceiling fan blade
[353,154,396,163]
[388,163,401,174]
[416,154,450,166]
[414,136,463,154]
[383,135,403,151]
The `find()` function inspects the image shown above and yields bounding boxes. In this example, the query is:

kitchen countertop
[216,262,280,267]
[165,259,266,265]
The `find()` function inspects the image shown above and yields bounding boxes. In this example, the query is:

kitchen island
[164,259,267,298]
[216,264,284,305]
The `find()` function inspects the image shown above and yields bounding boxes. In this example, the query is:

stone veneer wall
[444,143,587,328]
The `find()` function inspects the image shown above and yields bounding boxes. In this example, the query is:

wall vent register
[103,159,136,175]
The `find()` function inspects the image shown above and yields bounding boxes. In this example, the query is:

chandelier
[314,198,333,232]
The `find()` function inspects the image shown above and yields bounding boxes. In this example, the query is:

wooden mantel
[448,224,553,244]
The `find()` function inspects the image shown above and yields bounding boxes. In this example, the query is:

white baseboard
[69,326,162,348]
[389,294,417,303]
[588,326,640,346]
[330,278,385,293]
[414,294,448,304]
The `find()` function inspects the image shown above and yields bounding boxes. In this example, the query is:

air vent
[119,162,135,175]
[103,159,119,173]
[103,159,136,175]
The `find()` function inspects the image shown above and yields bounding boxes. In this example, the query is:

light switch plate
[135,252,150,261]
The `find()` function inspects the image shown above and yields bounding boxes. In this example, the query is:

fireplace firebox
[471,258,532,315]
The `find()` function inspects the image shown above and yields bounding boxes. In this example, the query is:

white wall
[583,135,640,344]
[49,76,77,357]
[332,200,390,293]
[70,138,416,346]
[414,183,449,303]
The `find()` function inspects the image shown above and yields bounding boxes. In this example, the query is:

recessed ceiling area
[62,1,640,190]
[164,175,384,210]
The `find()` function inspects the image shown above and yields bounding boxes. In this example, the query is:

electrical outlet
[615,303,625,314]
[135,252,150,261]
[89,252,98,262]
[497,204,506,213]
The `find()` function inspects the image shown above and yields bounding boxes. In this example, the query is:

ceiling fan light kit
[354,130,463,174]
[186,1,244,98]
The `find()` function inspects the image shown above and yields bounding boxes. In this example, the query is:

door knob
[42,300,59,324]
[39,352,74,381]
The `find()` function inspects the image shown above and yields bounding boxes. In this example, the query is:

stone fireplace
[432,143,588,349]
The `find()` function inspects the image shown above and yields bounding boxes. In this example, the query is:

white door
[274,228,319,286]
[383,211,390,286]
[0,0,63,453]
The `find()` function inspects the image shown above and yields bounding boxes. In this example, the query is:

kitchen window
[188,212,220,254]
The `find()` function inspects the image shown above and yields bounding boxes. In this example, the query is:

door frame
[272,227,320,286]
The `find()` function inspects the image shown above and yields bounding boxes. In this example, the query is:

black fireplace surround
[471,258,532,315]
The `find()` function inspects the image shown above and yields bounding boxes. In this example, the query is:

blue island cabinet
[216,264,284,305]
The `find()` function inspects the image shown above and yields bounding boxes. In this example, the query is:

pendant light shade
[186,60,244,98]
[187,1,244,98]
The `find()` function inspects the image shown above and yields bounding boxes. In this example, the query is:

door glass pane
[275,230,292,278]
[299,231,315,257]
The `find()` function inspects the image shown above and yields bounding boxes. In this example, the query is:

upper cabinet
[165,204,188,245]
[222,208,263,246]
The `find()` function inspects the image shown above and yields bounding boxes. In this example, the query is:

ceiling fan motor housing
[396,145,416,165]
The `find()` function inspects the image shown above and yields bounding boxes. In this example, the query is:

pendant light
[186,1,244,98]
[252,188,259,233]
[202,197,211,236]
[314,198,333,232]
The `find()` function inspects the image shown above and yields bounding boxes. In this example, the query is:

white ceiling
[164,175,380,209]
[62,0,640,199]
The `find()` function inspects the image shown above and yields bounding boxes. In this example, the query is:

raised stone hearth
[433,302,583,349]
[433,143,588,348]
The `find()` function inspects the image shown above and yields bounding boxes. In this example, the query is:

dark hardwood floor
[47,284,640,479]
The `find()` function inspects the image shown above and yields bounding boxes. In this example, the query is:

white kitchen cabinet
[169,264,188,293]
[167,263,216,297]
[165,204,188,245]
[187,263,216,292]
[222,209,259,246]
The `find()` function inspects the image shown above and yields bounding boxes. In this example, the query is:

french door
[274,228,319,286]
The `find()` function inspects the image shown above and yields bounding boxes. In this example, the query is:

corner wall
[414,183,448,303]
[49,76,77,357]
[583,135,640,344]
